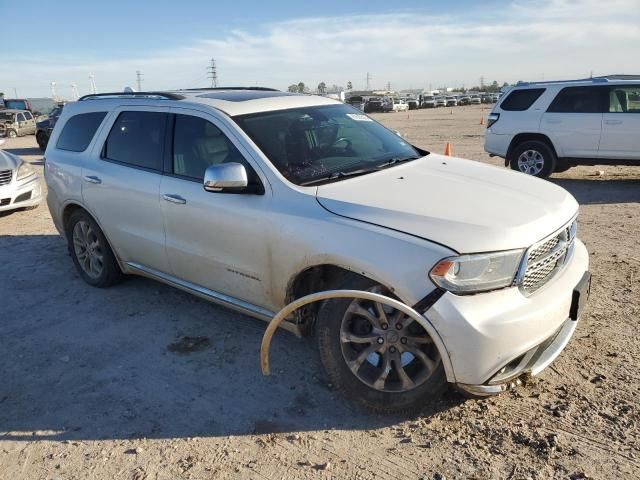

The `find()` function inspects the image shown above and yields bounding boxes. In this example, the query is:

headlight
[429,249,525,294]
[16,162,35,181]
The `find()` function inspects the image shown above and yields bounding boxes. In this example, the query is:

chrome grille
[0,169,12,186]
[519,219,577,294]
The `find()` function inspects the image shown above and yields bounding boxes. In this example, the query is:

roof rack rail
[516,77,608,87]
[177,87,280,92]
[78,91,185,101]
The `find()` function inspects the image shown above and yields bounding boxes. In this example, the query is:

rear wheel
[510,140,556,178]
[66,210,123,288]
[316,277,447,413]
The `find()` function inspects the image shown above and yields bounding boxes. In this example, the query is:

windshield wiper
[301,155,423,186]
[375,155,422,169]
[301,167,380,186]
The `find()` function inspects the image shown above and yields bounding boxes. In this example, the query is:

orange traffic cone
[450,109,453,115]
[480,116,485,125]
[444,142,452,156]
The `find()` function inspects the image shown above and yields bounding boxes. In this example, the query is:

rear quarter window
[56,112,107,152]
[500,88,546,111]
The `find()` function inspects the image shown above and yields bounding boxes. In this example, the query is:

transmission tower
[70,83,79,100]
[386,81,391,91]
[88,73,97,94]
[208,58,218,88]
[366,72,372,90]
[50,81,57,99]
[136,70,143,91]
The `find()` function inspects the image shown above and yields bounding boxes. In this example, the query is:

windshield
[234,104,421,185]
[5,100,26,110]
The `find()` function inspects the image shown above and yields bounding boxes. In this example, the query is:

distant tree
[502,82,509,88]
[287,84,298,93]
[346,81,353,90]
[317,82,327,94]
[297,82,306,93]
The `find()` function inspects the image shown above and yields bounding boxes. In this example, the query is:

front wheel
[36,132,48,151]
[7,129,17,139]
[316,277,447,413]
[510,140,556,178]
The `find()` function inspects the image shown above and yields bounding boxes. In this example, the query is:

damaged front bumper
[456,316,578,397]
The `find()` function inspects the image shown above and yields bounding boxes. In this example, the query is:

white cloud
[1,0,638,98]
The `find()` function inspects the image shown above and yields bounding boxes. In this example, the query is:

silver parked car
[44,88,590,412]
[0,109,37,138]
[0,139,42,212]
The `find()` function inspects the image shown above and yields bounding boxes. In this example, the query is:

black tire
[509,140,556,178]
[66,209,123,288]
[36,132,48,152]
[7,129,17,139]
[316,276,447,413]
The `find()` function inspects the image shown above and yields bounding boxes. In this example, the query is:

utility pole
[50,82,57,99]
[70,83,79,100]
[88,73,97,94]
[208,58,218,88]
[136,70,143,91]
[13,87,18,97]
[480,75,485,90]
[366,72,372,91]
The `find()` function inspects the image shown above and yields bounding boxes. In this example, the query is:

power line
[207,58,218,88]
[136,70,143,91]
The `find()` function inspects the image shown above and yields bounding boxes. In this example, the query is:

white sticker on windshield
[346,113,373,122]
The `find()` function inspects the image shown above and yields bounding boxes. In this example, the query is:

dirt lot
[1,104,638,479]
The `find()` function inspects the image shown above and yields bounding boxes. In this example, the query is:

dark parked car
[364,96,392,113]
[36,104,64,151]
[457,96,471,106]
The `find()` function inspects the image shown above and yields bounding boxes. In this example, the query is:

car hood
[0,149,20,171]
[315,154,578,253]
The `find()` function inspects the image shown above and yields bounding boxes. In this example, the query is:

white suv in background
[485,75,640,177]
[45,88,590,412]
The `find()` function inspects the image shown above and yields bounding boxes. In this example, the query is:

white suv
[45,88,590,412]
[485,75,640,177]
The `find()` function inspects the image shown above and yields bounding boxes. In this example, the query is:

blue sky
[1,0,638,98]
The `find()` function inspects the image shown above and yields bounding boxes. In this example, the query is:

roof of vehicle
[514,75,640,88]
[0,109,28,114]
[77,87,341,116]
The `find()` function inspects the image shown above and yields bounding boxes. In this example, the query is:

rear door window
[608,85,640,113]
[23,112,33,121]
[547,86,606,113]
[500,88,545,111]
[103,111,167,171]
[56,112,107,152]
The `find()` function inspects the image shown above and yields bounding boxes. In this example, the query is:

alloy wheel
[339,287,441,392]
[517,149,545,175]
[72,220,104,279]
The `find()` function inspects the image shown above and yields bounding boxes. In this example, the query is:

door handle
[163,194,187,205]
[83,175,102,184]
[605,119,623,125]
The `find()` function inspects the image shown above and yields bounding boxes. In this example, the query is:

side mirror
[203,163,248,192]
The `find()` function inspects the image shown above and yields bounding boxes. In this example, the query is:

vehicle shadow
[0,234,463,443]
[551,177,640,205]
[4,146,43,158]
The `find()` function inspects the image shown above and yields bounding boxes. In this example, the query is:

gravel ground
[0,104,638,479]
